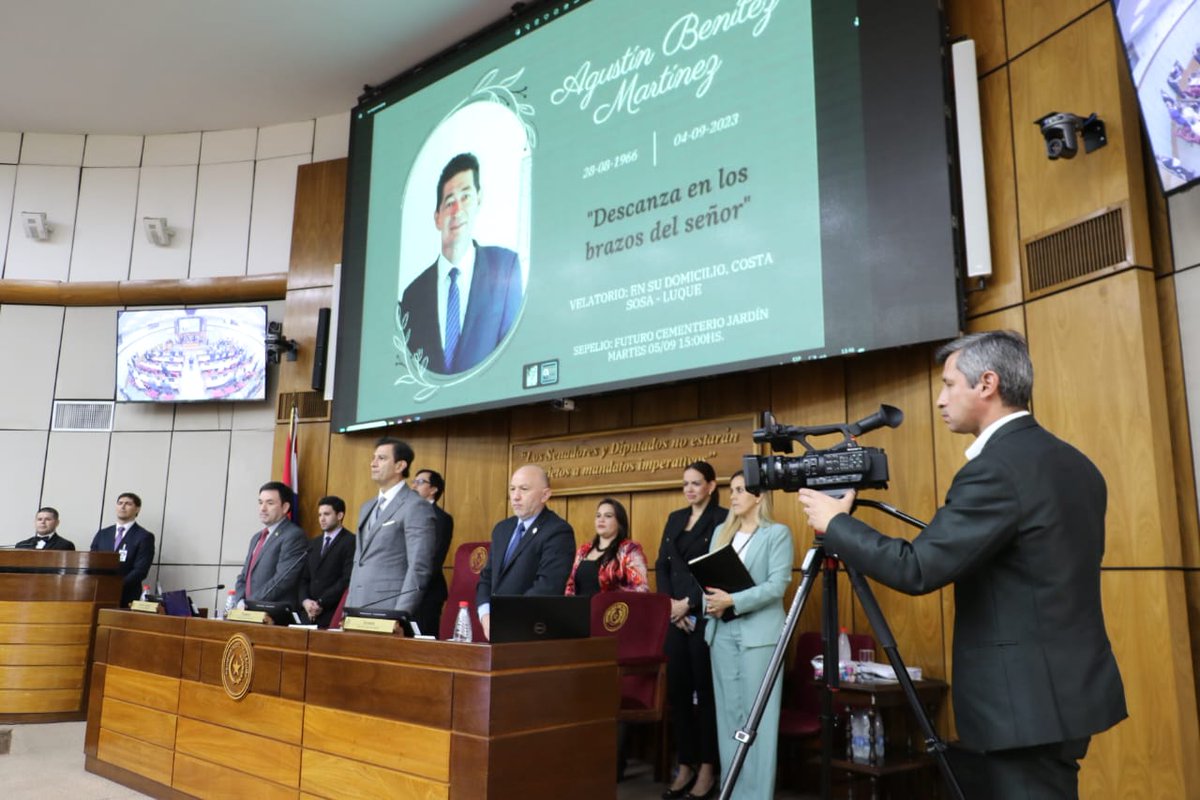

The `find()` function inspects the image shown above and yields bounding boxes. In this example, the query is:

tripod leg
[844,563,965,800]
[717,545,824,800]
[820,553,840,800]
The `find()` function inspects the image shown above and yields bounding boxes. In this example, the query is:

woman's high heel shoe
[662,772,697,800]
[683,781,717,800]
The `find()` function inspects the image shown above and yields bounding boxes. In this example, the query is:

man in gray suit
[799,331,1126,799]
[345,437,437,617]
[233,481,307,606]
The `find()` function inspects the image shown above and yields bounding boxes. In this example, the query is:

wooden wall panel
[175,717,301,788]
[177,680,304,745]
[446,413,511,543]
[567,394,632,434]
[632,384,698,426]
[101,696,177,750]
[173,752,298,800]
[1156,275,1200,565]
[968,67,1024,317]
[1026,270,1180,567]
[1004,0,1100,59]
[277,285,332,395]
[946,0,1007,74]
[303,705,451,782]
[1009,6,1151,265]
[98,728,175,787]
[325,432,378,525]
[288,158,346,291]
[271,420,331,528]
[301,750,447,800]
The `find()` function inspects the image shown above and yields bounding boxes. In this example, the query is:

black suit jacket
[296,528,356,628]
[476,507,574,607]
[414,504,454,636]
[16,532,75,551]
[655,501,728,612]
[399,244,523,375]
[825,416,1127,751]
[90,522,156,607]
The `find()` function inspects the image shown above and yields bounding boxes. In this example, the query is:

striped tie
[444,267,461,372]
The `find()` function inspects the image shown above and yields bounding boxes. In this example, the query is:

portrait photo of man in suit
[799,330,1127,799]
[410,468,454,636]
[89,492,156,607]
[296,495,355,629]
[345,437,437,617]
[475,464,575,641]
[233,481,307,607]
[399,152,524,375]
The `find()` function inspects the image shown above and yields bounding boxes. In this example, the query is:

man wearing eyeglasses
[411,469,454,636]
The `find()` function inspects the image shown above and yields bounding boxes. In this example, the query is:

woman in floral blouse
[564,497,649,596]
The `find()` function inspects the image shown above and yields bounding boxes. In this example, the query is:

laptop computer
[488,595,591,643]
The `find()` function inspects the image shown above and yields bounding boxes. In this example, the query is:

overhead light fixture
[20,211,51,241]
[143,217,174,247]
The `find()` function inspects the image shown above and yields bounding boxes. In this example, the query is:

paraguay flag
[282,405,299,522]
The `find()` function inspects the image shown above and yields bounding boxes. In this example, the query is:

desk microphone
[184,583,226,594]
[355,588,412,610]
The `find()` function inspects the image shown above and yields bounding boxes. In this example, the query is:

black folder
[688,544,755,594]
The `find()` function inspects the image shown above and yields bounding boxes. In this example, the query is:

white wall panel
[20,133,84,166]
[313,112,350,163]
[257,121,313,160]
[83,135,143,168]
[161,430,230,565]
[0,430,47,534]
[0,305,64,429]
[143,133,201,167]
[0,165,15,272]
[42,430,110,542]
[201,129,256,164]
[221,429,275,565]
[189,161,252,278]
[113,401,175,431]
[70,167,138,281]
[1177,270,1200,533]
[129,165,196,280]
[0,133,20,164]
[4,165,80,280]
[57,306,117,399]
[231,397,276,431]
[174,402,233,431]
[105,431,171,539]
[1170,186,1200,270]
[247,154,308,275]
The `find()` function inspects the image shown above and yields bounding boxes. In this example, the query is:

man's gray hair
[935,330,1032,409]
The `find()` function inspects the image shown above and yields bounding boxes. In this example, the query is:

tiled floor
[0,722,818,799]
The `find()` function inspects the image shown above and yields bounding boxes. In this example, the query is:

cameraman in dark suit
[799,331,1126,799]
[296,496,355,628]
[89,492,156,607]
[476,464,574,641]
[412,469,454,636]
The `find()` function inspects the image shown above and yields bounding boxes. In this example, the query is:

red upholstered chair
[438,541,490,640]
[589,591,672,719]
[329,588,349,630]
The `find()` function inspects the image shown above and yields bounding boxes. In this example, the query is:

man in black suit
[16,507,75,551]
[475,464,575,641]
[233,482,308,607]
[799,330,1127,799]
[411,469,454,636]
[89,492,156,607]
[296,495,355,628]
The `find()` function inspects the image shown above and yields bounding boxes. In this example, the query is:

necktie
[246,528,269,597]
[444,267,461,372]
[321,533,333,556]
[114,526,126,551]
[502,522,526,569]
[371,496,387,530]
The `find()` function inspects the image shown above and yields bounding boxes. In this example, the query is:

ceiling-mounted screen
[116,306,267,403]
[1111,0,1200,194]
[333,0,961,431]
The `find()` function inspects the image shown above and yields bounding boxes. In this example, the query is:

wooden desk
[829,677,949,800]
[84,610,619,799]
[0,549,121,722]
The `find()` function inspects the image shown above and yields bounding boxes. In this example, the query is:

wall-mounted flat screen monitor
[1111,0,1200,194]
[333,0,961,431]
[116,306,268,403]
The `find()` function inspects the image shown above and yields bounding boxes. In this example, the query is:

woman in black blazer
[656,461,727,800]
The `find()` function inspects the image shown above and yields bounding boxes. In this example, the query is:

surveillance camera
[551,398,576,411]
[1036,112,1082,160]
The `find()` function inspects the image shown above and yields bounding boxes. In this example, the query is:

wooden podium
[0,549,121,722]
[84,610,619,799]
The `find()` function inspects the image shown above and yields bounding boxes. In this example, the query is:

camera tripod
[717,498,964,800]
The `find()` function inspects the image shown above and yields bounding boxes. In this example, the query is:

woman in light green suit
[702,470,793,800]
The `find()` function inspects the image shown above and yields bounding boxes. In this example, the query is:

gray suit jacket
[233,518,307,605]
[824,416,1127,752]
[346,483,438,613]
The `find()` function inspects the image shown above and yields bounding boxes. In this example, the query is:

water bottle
[140,585,149,602]
[873,712,885,763]
[838,627,852,672]
[451,601,473,642]
[224,590,236,619]
[849,710,871,764]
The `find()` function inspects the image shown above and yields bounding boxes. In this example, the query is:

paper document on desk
[811,655,922,682]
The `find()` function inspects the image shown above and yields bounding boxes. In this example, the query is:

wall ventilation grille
[52,401,115,432]
[277,391,330,422]
[1024,206,1128,293]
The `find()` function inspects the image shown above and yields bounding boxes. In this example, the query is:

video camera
[742,405,903,495]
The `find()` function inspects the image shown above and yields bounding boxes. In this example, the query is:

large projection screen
[334,0,961,431]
